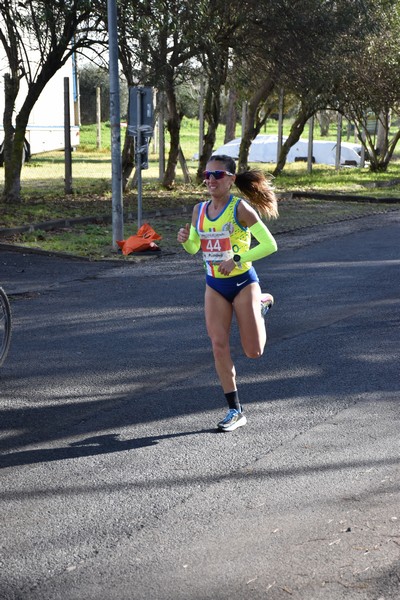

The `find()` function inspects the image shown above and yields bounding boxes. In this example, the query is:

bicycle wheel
[0,287,12,366]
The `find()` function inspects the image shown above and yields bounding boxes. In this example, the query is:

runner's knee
[243,337,267,358]
[244,346,264,359]
[209,335,229,361]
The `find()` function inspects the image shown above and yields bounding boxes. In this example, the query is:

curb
[0,241,173,262]
[288,191,400,203]
[0,206,192,239]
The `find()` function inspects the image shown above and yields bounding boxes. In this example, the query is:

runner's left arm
[240,220,277,262]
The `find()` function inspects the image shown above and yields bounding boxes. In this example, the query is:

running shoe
[217,408,247,432]
[261,292,274,317]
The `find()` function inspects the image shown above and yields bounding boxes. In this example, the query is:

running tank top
[196,195,251,278]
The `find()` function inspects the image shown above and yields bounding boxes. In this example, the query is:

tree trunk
[197,83,221,180]
[2,58,62,202]
[162,83,182,189]
[122,132,135,191]
[178,146,191,183]
[318,110,331,136]
[367,126,400,173]
[273,105,315,176]
[238,76,275,172]
[3,132,25,203]
[3,129,26,205]
[1,74,23,204]
[224,89,237,143]
[376,110,390,157]
[353,110,397,172]
[197,48,229,181]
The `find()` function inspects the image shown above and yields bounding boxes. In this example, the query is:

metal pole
[199,80,204,160]
[277,88,284,163]
[241,101,247,136]
[360,126,366,168]
[96,86,102,150]
[335,113,342,171]
[158,90,165,182]
[136,89,143,229]
[107,0,123,248]
[307,115,314,174]
[64,77,73,194]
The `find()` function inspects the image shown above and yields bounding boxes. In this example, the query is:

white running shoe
[217,408,247,432]
[261,293,274,317]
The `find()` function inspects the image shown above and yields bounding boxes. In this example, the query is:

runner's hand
[217,258,235,276]
[177,223,190,243]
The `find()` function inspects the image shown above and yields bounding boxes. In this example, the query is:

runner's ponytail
[234,170,278,220]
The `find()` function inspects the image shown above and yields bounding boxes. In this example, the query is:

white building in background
[0,52,80,156]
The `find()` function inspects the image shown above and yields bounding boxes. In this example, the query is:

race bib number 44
[199,230,232,262]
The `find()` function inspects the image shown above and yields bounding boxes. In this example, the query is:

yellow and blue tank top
[196,195,251,278]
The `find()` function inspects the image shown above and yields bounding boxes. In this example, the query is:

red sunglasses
[203,170,234,180]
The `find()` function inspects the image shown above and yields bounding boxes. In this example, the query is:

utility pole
[64,77,73,194]
[96,86,102,150]
[335,113,342,171]
[307,115,314,174]
[158,90,165,182]
[136,89,143,229]
[199,79,205,160]
[277,88,284,163]
[107,0,123,248]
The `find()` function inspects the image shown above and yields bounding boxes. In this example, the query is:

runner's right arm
[178,205,201,254]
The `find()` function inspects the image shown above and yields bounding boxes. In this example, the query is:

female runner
[177,154,278,431]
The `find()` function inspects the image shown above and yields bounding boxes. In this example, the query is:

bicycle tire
[0,287,12,367]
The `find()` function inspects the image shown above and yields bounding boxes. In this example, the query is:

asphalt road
[1,211,400,600]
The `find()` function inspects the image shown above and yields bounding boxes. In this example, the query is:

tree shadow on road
[0,430,219,469]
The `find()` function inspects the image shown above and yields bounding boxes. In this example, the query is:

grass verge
[2,197,399,260]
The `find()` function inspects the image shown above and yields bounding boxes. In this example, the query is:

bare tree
[0,0,103,203]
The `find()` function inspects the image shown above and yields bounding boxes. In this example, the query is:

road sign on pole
[128,87,153,138]
[128,87,153,228]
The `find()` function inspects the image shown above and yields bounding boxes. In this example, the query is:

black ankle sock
[225,390,241,411]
